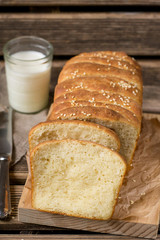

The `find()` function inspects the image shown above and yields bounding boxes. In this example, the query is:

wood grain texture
[18,176,159,239]
[1,234,159,240]
[1,0,160,6]
[0,13,160,56]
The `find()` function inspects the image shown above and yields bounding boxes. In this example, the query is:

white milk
[5,51,51,113]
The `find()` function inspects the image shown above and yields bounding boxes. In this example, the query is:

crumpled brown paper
[113,117,160,224]
[26,116,160,225]
[12,109,48,166]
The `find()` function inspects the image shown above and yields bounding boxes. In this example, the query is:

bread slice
[53,89,142,121]
[30,139,126,220]
[48,106,141,165]
[29,120,120,152]
[54,77,142,104]
[58,63,142,90]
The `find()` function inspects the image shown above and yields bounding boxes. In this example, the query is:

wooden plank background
[0,0,160,6]
[0,13,160,56]
[0,1,160,239]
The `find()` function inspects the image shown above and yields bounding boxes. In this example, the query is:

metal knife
[0,107,12,219]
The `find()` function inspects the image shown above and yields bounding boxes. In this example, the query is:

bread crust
[51,101,140,125]
[65,56,141,75]
[58,62,142,90]
[54,77,142,104]
[78,51,141,70]
[48,105,140,129]
[53,89,142,121]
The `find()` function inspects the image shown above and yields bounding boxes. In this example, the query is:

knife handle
[0,156,11,219]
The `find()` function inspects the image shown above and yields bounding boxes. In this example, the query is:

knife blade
[0,107,12,219]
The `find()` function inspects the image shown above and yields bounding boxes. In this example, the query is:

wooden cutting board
[18,114,160,239]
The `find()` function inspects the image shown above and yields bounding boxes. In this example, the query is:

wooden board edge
[18,202,158,239]
[18,180,158,239]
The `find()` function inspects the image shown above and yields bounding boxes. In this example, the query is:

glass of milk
[3,36,53,113]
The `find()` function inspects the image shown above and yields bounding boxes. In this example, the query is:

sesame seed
[141,192,145,196]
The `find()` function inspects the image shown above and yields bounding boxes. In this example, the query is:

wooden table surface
[0,1,160,239]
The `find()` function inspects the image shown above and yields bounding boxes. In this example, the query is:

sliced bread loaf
[30,139,126,220]
[58,63,142,90]
[65,56,141,74]
[51,101,139,124]
[78,51,141,70]
[53,89,142,121]
[29,120,120,152]
[48,106,141,165]
[54,77,142,104]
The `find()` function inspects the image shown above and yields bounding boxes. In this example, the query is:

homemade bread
[54,77,142,104]
[30,139,126,220]
[51,101,139,124]
[53,89,142,121]
[76,51,141,70]
[48,106,141,164]
[58,63,142,90]
[48,51,142,165]
[29,120,120,152]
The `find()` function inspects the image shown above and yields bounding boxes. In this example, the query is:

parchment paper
[113,117,160,224]
[26,116,160,225]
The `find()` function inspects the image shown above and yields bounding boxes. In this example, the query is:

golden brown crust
[29,119,121,152]
[58,63,142,90]
[78,51,141,70]
[53,89,142,121]
[48,105,140,129]
[51,101,140,125]
[65,56,141,75]
[54,77,142,104]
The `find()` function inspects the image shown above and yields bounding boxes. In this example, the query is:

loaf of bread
[29,120,120,152]
[48,51,142,165]
[30,51,142,220]
[30,139,126,220]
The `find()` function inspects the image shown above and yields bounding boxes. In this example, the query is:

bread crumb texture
[31,140,126,220]
[29,120,120,152]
